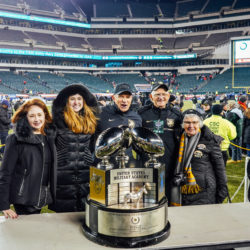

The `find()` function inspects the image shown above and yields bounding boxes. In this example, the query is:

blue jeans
[246,144,250,157]
[0,131,8,154]
[230,138,242,161]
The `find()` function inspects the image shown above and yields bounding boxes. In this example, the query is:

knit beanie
[212,104,223,115]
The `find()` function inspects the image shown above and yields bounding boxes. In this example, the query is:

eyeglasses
[153,93,168,98]
[183,121,199,125]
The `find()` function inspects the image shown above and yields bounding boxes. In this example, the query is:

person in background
[201,99,212,119]
[14,96,24,111]
[191,95,197,109]
[221,102,228,118]
[6,96,13,119]
[50,84,98,213]
[242,107,250,157]
[138,83,183,201]
[130,95,142,112]
[0,100,11,158]
[227,100,244,163]
[171,110,228,206]
[98,96,107,107]
[204,104,237,166]
[0,98,57,218]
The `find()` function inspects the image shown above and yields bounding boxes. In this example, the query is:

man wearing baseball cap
[95,83,142,168]
[96,82,141,134]
[138,83,183,201]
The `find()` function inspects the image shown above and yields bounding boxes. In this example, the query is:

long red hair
[64,98,97,134]
[12,98,52,135]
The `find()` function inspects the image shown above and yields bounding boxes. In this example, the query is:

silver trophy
[95,127,125,170]
[131,127,165,168]
[83,126,170,248]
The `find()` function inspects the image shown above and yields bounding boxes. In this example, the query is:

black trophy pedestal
[82,198,170,248]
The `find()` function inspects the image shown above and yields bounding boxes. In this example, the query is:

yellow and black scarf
[170,131,201,206]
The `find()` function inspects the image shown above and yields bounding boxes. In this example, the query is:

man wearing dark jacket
[0,100,11,158]
[96,83,142,167]
[96,83,142,133]
[138,83,183,201]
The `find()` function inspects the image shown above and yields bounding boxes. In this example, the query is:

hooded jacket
[0,117,57,211]
[50,84,98,213]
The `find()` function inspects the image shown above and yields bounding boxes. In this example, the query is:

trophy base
[82,198,170,248]
[82,220,170,248]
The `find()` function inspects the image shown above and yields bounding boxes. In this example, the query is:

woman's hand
[3,209,18,219]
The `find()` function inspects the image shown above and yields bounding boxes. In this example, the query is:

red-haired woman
[0,98,57,218]
[50,84,98,213]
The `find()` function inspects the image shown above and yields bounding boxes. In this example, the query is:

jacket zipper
[37,141,45,208]
[18,169,27,196]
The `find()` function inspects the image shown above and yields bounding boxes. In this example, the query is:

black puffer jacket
[96,104,142,135]
[0,118,57,211]
[243,117,250,144]
[0,106,11,131]
[182,125,228,206]
[50,84,98,213]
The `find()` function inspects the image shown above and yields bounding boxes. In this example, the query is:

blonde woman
[50,84,98,213]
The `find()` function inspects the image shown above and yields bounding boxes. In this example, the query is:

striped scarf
[170,131,201,206]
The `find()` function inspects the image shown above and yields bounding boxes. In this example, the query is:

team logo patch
[194,150,203,158]
[197,144,206,150]
[128,119,135,129]
[166,118,175,128]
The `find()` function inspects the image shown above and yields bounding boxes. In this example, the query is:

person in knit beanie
[238,95,247,111]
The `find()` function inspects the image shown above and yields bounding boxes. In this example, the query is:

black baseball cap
[183,109,203,119]
[114,83,132,95]
[151,83,168,92]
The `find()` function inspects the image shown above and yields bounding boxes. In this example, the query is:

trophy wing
[95,127,124,158]
[131,127,165,156]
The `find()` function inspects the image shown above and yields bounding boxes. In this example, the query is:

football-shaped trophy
[82,127,170,248]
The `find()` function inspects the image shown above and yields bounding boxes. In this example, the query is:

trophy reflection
[82,126,170,248]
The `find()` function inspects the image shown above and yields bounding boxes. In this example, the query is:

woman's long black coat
[182,125,228,205]
[0,118,57,210]
[50,84,98,213]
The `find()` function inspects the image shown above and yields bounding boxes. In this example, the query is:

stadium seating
[103,74,147,91]
[25,32,59,46]
[95,0,128,18]
[199,69,244,93]
[175,35,207,49]
[234,0,250,10]
[129,2,159,18]
[88,38,120,50]
[122,38,157,50]
[64,73,114,93]
[0,29,28,43]
[202,31,243,46]
[232,67,250,88]
[203,0,234,14]
[177,0,206,17]
[24,0,54,12]
[55,35,87,48]
[158,2,176,18]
